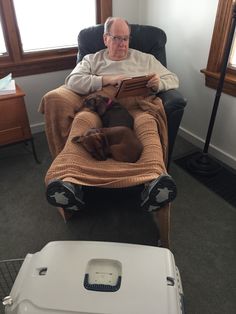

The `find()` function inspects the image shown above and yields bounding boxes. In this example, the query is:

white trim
[178,127,236,170]
[30,122,45,134]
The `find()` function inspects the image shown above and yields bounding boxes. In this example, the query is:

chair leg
[29,138,40,164]
[57,207,74,222]
[152,204,170,249]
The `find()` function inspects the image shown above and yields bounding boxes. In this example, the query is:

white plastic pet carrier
[2,241,184,314]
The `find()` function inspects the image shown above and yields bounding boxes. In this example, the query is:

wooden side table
[0,84,40,163]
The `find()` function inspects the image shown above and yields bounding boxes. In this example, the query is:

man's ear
[103,33,108,47]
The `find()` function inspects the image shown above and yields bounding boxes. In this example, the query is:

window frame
[201,0,236,97]
[0,0,112,78]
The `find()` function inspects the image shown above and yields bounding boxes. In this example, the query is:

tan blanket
[43,86,169,188]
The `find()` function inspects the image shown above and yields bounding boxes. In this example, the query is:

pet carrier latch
[167,276,175,286]
[2,295,13,306]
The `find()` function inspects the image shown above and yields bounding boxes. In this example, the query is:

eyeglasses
[108,33,130,43]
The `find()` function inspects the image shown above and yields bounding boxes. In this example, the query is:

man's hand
[102,74,130,87]
[146,74,160,92]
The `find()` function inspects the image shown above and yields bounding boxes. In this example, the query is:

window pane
[0,20,7,56]
[229,31,236,68]
[13,0,96,52]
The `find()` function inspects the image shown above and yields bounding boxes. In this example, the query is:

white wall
[15,0,236,168]
[112,0,141,22]
[139,0,236,169]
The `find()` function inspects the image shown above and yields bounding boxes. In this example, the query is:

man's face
[103,21,130,60]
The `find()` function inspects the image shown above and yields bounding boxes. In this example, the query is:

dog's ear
[82,132,107,161]
[83,97,97,111]
[96,95,109,116]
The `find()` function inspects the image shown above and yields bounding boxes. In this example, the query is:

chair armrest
[157,89,187,167]
[38,85,81,115]
[38,85,82,157]
[158,89,187,115]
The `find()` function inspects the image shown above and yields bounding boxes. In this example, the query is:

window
[13,0,97,52]
[0,22,6,55]
[201,0,236,97]
[0,0,112,77]
[229,32,236,68]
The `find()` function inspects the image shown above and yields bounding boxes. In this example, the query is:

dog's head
[72,128,109,161]
[83,95,112,116]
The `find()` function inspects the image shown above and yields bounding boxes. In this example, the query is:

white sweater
[65,48,179,95]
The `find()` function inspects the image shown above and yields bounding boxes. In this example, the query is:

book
[115,75,154,99]
[0,78,16,95]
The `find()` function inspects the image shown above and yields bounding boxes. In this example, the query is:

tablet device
[115,75,153,99]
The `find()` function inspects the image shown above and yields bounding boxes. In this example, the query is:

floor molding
[179,127,236,170]
[30,122,45,134]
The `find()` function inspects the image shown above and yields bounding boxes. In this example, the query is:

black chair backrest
[77,24,167,66]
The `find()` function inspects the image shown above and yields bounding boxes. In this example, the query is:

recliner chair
[41,24,187,248]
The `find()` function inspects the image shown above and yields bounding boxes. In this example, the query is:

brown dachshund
[72,95,143,162]
[83,94,134,129]
[72,126,143,163]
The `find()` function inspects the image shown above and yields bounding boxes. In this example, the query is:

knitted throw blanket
[41,86,168,188]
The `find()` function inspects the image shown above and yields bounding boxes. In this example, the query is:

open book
[115,75,153,99]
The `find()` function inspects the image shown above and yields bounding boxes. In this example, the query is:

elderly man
[42,17,179,214]
[65,17,178,94]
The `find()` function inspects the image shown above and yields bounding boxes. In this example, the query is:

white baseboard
[178,127,236,170]
[30,122,45,134]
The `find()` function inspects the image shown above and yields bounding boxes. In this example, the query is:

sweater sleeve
[149,55,179,92]
[65,55,103,95]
